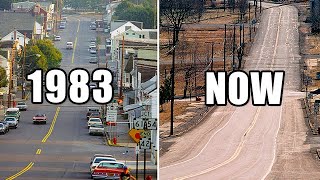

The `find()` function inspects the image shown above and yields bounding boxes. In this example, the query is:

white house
[110,21,142,39]
[0,31,31,45]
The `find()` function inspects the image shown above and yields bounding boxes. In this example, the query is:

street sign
[134,118,144,130]
[106,110,117,121]
[141,111,151,118]
[139,138,151,150]
[140,130,151,138]
[145,118,157,130]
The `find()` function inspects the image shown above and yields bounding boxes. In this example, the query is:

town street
[0,15,136,179]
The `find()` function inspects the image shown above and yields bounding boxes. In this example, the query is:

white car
[4,117,18,129]
[89,124,104,135]
[87,118,102,129]
[54,36,61,41]
[89,48,97,54]
[66,42,73,49]
[16,102,27,111]
[90,156,116,173]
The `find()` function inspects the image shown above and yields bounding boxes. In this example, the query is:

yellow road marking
[5,162,34,180]
[175,107,262,180]
[72,19,80,64]
[41,107,60,143]
[36,148,42,155]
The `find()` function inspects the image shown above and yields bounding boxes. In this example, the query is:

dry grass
[305,35,320,55]
[160,101,190,125]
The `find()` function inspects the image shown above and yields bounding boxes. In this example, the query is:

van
[66,42,73,49]
[5,108,20,121]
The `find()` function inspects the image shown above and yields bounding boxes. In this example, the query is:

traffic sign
[134,118,144,130]
[145,118,157,130]
[141,111,151,118]
[140,130,151,138]
[139,138,151,149]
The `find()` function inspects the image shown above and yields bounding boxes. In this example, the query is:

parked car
[89,48,97,54]
[89,124,105,136]
[59,23,66,29]
[54,35,61,41]
[0,122,9,134]
[89,57,98,64]
[90,154,114,165]
[90,25,97,30]
[86,107,100,119]
[16,101,27,111]
[90,156,116,173]
[66,42,73,49]
[4,117,18,129]
[5,108,20,121]
[0,121,9,133]
[89,82,97,89]
[90,37,96,43]
[91,161,125,179]
[89,112,101,120]
[87,118,102,129]
[33,114,47,124]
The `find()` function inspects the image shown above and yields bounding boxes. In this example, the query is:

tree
[24,45,47,75]
[0,67,8,88]
[0,0,11,10]
[160,0,206,135]
[113,0,156,29]
[35,39,62,70]
[238,0,248,22]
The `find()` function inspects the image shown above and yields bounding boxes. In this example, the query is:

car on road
[86,107,100,119]
[91,161,125,179]
[5,108,20,121]
[89,56,98,64]
[89,112,101,120]
[90,154,114,165]
[4,117,18,129]
[90,24,97,30]
[59,23,66,29]
[89,124,105,136]
[16,101,27,111]
[89,82,97,89]
[33,114,47,124]
[0,122,9,134]
[90,37,96,43]
[66,42,73,49]
[89,48,97,54]
[0,121,10,133]
[90,156,116,173]
[54,35,61,41]
[87,118,102,129]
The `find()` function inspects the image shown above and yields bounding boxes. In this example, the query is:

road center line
[5,162,34,180]
[72,19,80,64]
[175,107,262,180]
[36,148,42,155]
[41,107,60,143]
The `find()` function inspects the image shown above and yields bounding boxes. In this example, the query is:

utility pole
[211,42,214,71]
[170,28,176,136]
[8,41,17,108]
[223,24,226,71]
[119,35,124,104]
[22,33,26,99]
[260,0,262,13]
[232,25,236,70]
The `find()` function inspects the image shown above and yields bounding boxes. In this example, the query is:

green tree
[24,45,47,75]
[35,39,62,70]
[113,0,156,29]
[0,67,8,88]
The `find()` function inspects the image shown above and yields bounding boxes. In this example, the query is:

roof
[0,12,37,38]
[11,1,36,11]
[110,20,143,32]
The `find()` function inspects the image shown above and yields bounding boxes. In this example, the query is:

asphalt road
[0,15,138,180]
[160,3,311,179]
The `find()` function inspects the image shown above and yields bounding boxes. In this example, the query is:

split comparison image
[1,0,320,180]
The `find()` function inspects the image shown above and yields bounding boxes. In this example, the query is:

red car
[33,114,47,124]
[91,161,125,179]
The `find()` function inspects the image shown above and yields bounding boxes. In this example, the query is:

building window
[142,35,145,38]
[132,33,135,35]
[139,35,141,38]
[126,33,129,35]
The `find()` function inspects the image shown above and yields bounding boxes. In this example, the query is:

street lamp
[21,53,41,99]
